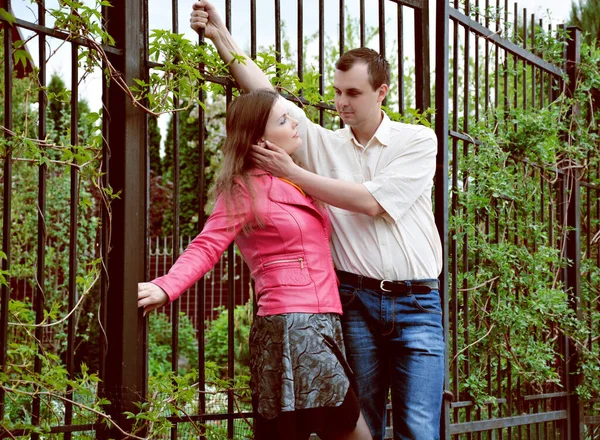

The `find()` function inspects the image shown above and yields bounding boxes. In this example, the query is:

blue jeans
[339,282,445,440]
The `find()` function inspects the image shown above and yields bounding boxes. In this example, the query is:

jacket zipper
[263,257,304,269]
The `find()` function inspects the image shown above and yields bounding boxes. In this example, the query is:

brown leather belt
[336,270,439,295]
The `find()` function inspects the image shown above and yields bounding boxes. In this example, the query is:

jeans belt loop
[406,280,412,295]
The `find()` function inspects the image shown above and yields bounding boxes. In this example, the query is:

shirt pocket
[255,255,311,290]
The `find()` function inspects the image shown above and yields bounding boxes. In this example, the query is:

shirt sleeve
[151,187,254,302]
[363,127,438,223]
[280,96,327,173]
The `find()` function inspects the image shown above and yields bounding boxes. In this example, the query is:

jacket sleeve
[151,187,254,303]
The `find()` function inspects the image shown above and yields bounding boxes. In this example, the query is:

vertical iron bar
[522,8,527,109]
[494,0,500,110]
[565,26,583,440]
[251,0,256,58]
[531,14,536,109]
[339,0,344,56]
[227,244,235,438]
[379,0,386,107]
[196,13,208,434]
[484,0,489,115]
[513,3,518,111]
[378,0,385,60]
[434,0,450,435]
[297,0,303,91]
[359,0,365,47]
[451,0,460,429]
[338,0,344,128]
[397,4,404,114]
[225,4,234,434]
[540,19,544,108]
[99,0,109,412]
[0,0,14,422]
[35,0,48,432]
[142,0,149,409]
[503,0,508,117]
[415,0,431,112]
[100,0,147,436]
[495,207,502,439]
[548,23,554,104]
[170,3,180,439]
[65,41,81,440]
[31,2,45,436]
[462,1,472,432]
[275,0,281,65]
[318,0,324,126]
[475,0,480,122]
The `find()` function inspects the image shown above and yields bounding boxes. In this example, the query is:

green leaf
[0,8,16,26]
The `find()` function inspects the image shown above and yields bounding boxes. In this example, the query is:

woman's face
[262,99,302,155]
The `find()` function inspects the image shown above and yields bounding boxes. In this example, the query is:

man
[190,2,444,439]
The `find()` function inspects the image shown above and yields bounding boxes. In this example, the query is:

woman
[138,89,372,440]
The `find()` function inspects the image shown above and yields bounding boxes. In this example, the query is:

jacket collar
[244,169,327,223]
[267,175,310,206]
[266,175,328,223]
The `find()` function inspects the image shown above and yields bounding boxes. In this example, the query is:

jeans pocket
[411,291,442,315]
[338,285,357,307]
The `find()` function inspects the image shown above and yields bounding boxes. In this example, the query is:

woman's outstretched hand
[138,282,168,316]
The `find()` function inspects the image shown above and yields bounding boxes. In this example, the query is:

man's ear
[378,84,389,103]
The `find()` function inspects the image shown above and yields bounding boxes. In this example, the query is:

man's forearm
[290,167,384,217]
[211,28,272,93]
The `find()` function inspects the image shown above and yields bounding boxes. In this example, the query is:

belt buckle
[380,280,393,292]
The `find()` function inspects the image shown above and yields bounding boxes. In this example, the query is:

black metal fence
[435,0,600,437]
[0,0,599,439]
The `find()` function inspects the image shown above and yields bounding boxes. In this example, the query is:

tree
[570,0,600,43]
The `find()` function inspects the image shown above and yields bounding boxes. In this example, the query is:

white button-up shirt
[285,100,443,281]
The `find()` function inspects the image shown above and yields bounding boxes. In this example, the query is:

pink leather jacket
[151,170,342,316]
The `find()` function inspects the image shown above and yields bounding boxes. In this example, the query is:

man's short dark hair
[335,47,390,90]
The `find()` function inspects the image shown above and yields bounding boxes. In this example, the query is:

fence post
[0,0,14,423]
[434,0,450,438]
[415,0,432,112]
[564,25,584,440]
[99,0,147,437]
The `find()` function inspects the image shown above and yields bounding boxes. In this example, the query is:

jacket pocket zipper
[263,257,304,269]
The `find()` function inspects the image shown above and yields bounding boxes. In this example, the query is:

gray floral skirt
[249,313,351,420]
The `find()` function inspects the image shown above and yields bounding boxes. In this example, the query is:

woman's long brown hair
[214,88,279,228]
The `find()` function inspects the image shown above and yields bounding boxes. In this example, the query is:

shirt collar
[342,111,392,148]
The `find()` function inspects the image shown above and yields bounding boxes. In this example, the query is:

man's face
[333,62,387,128]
